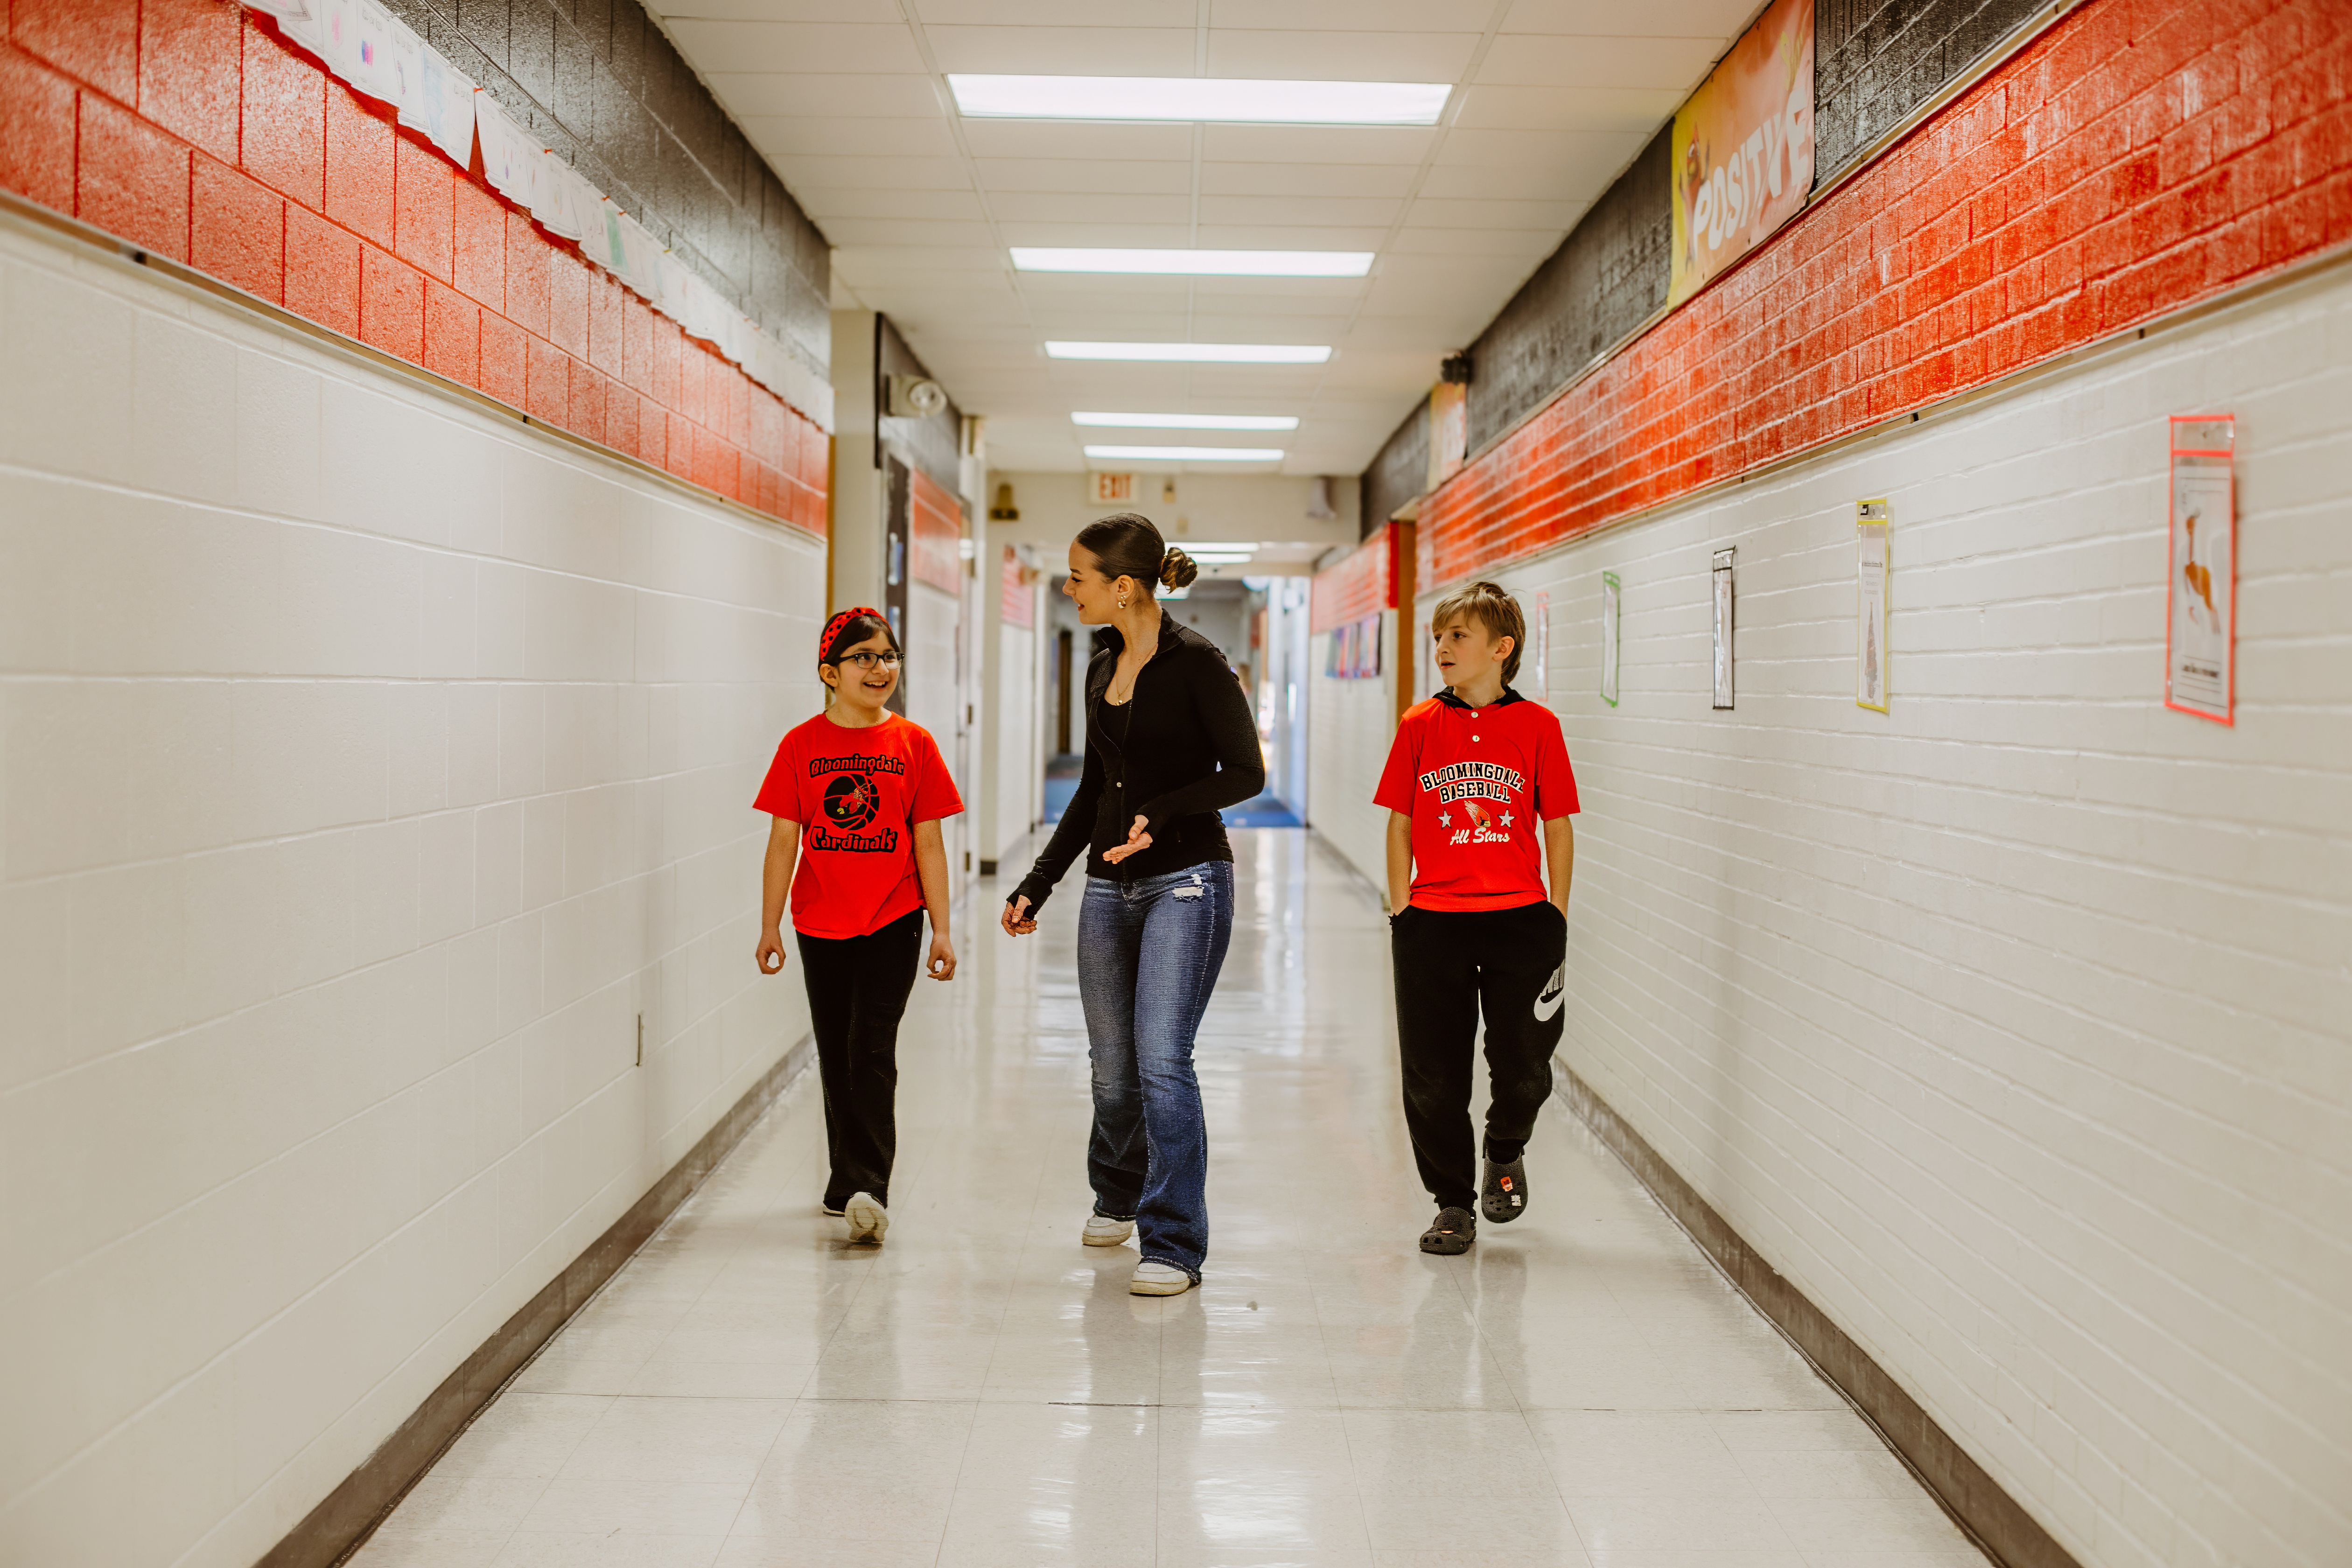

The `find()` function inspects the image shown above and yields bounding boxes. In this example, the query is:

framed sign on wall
[1856,499,1890,713]
[2165,415,2235,724]
[1711,548,1736,710]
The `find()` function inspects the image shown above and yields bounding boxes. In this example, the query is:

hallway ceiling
[651,0,1761,477]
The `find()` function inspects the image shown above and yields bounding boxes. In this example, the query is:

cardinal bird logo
[823,772,881,831]
[1461,799,1495,833]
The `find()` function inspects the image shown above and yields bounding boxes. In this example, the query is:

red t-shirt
[754,711,964,940]
[1373,690,1579,912]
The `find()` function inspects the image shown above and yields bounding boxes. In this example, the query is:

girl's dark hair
[820,610,899,666]
[1075,512,1197,595]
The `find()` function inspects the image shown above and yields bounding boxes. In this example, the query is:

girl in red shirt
[754,609,963,1244]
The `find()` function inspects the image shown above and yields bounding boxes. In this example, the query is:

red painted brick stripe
[1312,527,1394,634]
[1419,0,2351,591]
[0,0,828,533]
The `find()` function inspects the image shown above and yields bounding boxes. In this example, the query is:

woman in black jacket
[1001,513,1264,1296]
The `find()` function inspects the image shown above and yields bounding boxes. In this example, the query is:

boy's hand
[926,932,956,981]
[1001,895,1037,937]
[1100,814,1154,864]
[756,930,785,974]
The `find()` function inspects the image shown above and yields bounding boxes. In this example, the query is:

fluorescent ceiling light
[1186,553,1256,564]
[1014,247,1372,277]
[1073,412,1300,431]
[1085,445,1285,462]
[949,75,1449,126]
[1049,342,1330,364]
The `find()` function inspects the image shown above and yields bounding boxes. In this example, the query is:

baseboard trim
[259,1032,817,1568]
[1550,1061,2083,1568]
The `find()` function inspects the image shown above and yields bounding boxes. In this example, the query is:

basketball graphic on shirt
[823,771,881,831]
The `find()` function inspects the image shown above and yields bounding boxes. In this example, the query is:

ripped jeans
[1076,862,1234,1280]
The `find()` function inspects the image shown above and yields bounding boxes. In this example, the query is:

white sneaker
[1129,1261,1193,1296]
[1083,1213,1135,1247]
[844,1192,888,1244]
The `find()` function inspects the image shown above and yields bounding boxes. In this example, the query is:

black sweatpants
[796,907,925,1208]
[1390,900,1567,1213]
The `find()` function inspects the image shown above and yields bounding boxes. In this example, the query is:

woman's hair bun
[1159,547,1198,590]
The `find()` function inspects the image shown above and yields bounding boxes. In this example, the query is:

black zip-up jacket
[1010,615,1265,912]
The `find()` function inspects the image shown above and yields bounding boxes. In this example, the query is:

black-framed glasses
[833,650,902,670]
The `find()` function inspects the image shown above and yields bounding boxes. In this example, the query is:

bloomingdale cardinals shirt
[755,711,963,940]
[1374,688,1579,912]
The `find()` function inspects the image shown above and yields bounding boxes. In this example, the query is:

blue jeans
[1076,863,1234,1280]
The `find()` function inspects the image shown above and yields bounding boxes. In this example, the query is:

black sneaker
[1481,1158,1529,1224]
[1419,1206,1476,1255]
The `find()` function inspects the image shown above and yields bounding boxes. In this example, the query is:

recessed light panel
[949,75,1449,126]
[1073,412,1300,430]
[1014,248,1373,277]
[1084,445,1286,462]
[1049,343,1330,363]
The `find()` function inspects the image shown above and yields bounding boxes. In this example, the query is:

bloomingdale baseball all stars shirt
[1374,688,1579,912]
[755,711,963,940]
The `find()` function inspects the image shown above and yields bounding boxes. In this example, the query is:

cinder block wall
[0,220,824,1567]
[1460,266,2352,1568]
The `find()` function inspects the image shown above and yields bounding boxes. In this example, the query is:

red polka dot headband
[819,606,887,662]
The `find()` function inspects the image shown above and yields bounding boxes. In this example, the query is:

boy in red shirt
[754,609,963,1245]
[1374,582,1578,1255]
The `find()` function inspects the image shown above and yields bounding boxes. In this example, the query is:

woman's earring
[1117,595,1128,610]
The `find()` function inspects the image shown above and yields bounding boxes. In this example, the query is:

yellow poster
[1669,0,1815,308]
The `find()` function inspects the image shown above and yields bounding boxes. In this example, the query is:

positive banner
[1669,0,1814,308]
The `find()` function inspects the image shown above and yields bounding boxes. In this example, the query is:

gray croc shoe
[1481,1157,1529,1224]
[1419,1206,1477,1255]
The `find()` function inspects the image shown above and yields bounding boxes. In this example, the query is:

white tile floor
[353,830,1990,1568]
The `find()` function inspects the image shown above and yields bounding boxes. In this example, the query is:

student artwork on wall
[1856,499,1890,713]
[1711,548,1736,709]
[1532,591,1550,699]
[1601,573,1622,707]
[2165,415,2235,724]
[1326,616,1381,679]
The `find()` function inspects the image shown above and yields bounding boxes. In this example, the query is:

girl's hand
[926,932,956,981]
[1099,815,1154,864]
[756,931,785,974]
[1001,895,1037,937]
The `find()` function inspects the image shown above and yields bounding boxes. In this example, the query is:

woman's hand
[1099,814,1154,864]
[1001,895,1038,937]
[756,929,786,974]
[926,931,957,981]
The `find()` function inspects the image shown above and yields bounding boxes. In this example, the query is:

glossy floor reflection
[354,830,1988,1568]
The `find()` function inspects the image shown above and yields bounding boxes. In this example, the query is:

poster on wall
[1601,572,1621,707]
[1711,548,1736,709]
[1531,591,1549,699]
[1427,382,1468,490]
[2165,415,2236,724]
[1856,499,1890,713]
[1669,0,1814,309]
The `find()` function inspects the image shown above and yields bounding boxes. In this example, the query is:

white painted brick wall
[1304,609,1400,899]
[1405,264,2352,1568]
[0,219,825,1567]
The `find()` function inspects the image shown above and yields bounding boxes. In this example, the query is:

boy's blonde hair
[1429,581,1526,686]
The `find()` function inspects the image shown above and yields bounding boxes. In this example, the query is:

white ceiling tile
[1364,253,1545,291]
[917,0,1195,22]
[977,158,1194,195]
[1197,161,1418,198]
[1405,195,1586,230]
[1198,125,1436,165]
[1204,28,1480,81]
[769,154,973,190]
[705,72,944,118]
[996,222,1197,247]
[1418,163,1616,201]
[923,25,1198,75]
[792,188,990,220]
[814,217,1000,246]
[1434,127,1652,168]
[832,246,1009,275]
[989,190,1193,224]
[666,21,926,74]
[1209,0,1497,28]
[740,116,959,158]
[1196,194,1403,228]
[1449,83,1685,130]
[960,121,1198,161]
[1474,34,1724,90]
[1184,277,1373,302]
[1499,0,1759,37]
[1386,225,1567,258]
[1015,277,1199,304]
[1190,224,1392,249]
[652,0,898,19]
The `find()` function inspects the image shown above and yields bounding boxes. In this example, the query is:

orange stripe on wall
[0,0,829,533]
[1418,0,2352,591]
